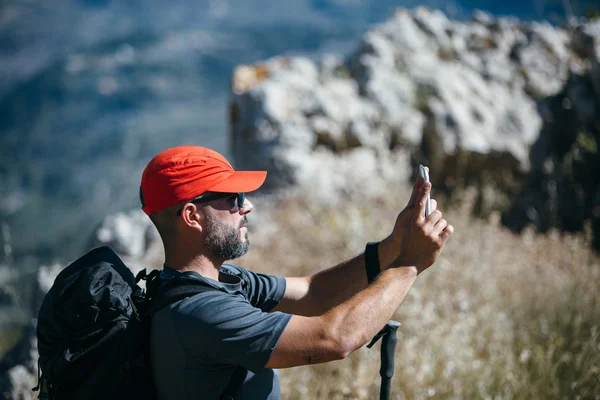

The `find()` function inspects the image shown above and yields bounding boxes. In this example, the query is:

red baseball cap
[140,146,267,215]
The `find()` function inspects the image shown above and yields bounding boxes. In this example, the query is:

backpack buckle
[135,268,161,283]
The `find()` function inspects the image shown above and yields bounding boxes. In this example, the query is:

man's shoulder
[153,287,250,330]
[220,263,248,276]
[220,263,256,290]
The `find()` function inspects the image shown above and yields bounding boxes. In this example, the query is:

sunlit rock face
[230,8,600,250]
[503,20,600,246]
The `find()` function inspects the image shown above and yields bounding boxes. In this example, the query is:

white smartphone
[419,165,431,217]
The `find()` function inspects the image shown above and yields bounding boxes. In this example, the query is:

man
[140,145,453,399]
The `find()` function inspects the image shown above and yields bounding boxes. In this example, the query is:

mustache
[239,217,248,228]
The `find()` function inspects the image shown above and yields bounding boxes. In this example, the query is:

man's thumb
[416,182,431,220]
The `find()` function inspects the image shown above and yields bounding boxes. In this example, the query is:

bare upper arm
[271,276,316,316]
[267,277,350,368]
[265,314,349,369]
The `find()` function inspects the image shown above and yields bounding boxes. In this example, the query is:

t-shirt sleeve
[173,291,292,374]
[231,266,287,312]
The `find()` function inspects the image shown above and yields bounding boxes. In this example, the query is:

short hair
[148,203,181,249]
[148,200,210,249]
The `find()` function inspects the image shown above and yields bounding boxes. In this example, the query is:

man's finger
[426,210,443,229]
[439,224,454,242]
[407,174,423,208]
[416,182,431,222]
[432,217,447,237]
[430,198,438,213]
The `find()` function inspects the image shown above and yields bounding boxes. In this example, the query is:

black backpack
[35,246,247,400]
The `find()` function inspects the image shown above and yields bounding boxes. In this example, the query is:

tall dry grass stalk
[240,185,600,400]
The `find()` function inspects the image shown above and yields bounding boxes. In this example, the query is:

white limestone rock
[229,7,600,211]
[92,209,159,260]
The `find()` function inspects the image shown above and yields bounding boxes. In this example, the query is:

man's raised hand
[394,180,453,274]
[382,170,434,255]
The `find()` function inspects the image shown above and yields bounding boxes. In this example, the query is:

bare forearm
[378,235,401,270]
[276,239,403,316]
[308,237,402,314]
[303,252,369,316]
[321,265,418,354]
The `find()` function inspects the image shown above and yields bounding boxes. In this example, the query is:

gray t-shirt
[150,264,292,400]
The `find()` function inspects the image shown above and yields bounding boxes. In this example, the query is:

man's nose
[239,198,253,214]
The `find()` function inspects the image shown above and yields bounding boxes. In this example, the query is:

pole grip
[380,320,401,379]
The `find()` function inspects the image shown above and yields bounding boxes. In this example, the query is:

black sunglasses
[176,192,245,216]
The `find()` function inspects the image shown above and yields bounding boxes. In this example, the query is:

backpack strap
[145,276,215,316]
[220,367,248,400]
[140,271,249,399]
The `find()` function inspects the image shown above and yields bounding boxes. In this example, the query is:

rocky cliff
[230,7,600,249]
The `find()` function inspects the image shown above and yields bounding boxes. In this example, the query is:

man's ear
[181,204,204,231]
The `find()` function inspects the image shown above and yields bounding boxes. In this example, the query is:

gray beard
[203,212,249,261]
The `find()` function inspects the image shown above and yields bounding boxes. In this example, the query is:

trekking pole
[367,320,401,400]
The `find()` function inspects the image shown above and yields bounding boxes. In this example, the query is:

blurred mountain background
[0,0,598,265]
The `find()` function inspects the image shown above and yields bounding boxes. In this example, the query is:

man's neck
[164,251,223,282]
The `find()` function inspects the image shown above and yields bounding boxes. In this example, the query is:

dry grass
[240,185,600,400]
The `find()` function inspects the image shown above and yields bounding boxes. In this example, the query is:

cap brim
[209,171,267,193]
